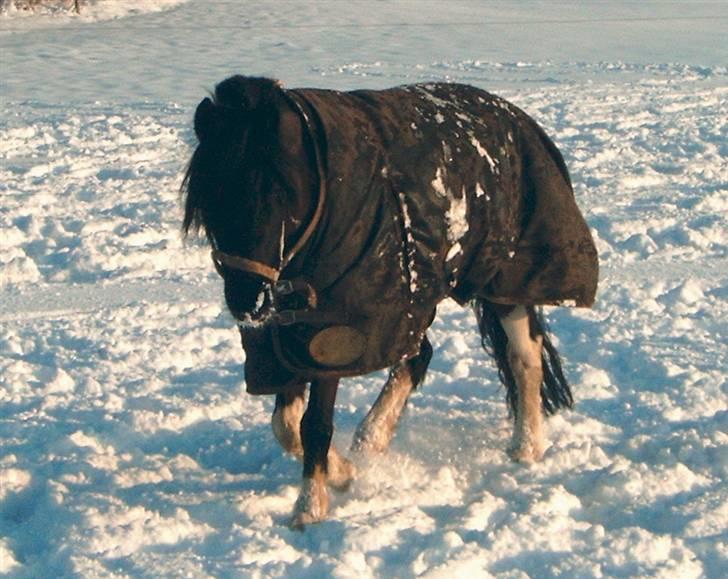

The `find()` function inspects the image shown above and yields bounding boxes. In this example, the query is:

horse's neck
[279,90,387,286]
[271,102,318,231]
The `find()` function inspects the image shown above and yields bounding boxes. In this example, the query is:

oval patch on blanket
[308,326,367,367]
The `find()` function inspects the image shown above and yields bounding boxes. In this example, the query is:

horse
[181,76,598,528]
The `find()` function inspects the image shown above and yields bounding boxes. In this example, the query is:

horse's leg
[351,336,433,454]
[498,305,546,462]
[291,376,340,528]
[272,383,354,491]
[272,383,307,458]
[477,300,574,462]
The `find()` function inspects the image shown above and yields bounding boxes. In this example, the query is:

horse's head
[182,76,319,326]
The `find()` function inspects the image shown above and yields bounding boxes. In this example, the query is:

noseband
[211,89,326,285]
[211,252,281,282]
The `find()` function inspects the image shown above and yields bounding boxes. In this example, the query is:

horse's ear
[194,96,227,143]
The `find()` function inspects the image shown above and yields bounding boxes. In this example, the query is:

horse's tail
[474,300,573,417]
[408,335,433,391]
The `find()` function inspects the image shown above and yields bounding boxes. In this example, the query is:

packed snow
[1,1,726,577]
[0,0,188,26]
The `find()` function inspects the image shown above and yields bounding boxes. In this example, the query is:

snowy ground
[1,1,727,577]
[0,0,188,26]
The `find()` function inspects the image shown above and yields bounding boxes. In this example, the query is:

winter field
[1,1,727,577]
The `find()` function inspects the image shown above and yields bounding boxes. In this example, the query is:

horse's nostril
[225,283,275,329]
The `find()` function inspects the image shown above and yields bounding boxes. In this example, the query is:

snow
[1,0,727,577]
[446,242,462,263]
[445,188,468,243]
[470,132,499,174]
[431,166,448,198]
[0,0,189,28]
[398,193,419,295]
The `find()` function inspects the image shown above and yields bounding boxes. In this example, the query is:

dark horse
[182,76,598,528]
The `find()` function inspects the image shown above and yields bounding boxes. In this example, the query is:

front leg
[291,377,339,529]
[272,384,354,491]
[272,384,306,458]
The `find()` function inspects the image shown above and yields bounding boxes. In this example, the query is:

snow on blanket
[1,4,727,578]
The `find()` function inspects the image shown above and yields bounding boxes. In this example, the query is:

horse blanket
[239,82,598,393]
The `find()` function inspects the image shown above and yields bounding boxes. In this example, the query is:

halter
[211,89,326,286]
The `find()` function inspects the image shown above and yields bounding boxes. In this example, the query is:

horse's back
[299,82,599,309]
[289,81,597,357]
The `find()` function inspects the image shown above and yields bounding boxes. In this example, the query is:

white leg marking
[272,395,305,458]
[290,468,329,529]
[351,362,414,454]
[500,306,545,463]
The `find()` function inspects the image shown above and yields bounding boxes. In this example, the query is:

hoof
[290,476,328,529]
[508,441,545,464]
[289,510,323,531]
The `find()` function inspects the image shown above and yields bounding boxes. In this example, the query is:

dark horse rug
[185,77,598,394]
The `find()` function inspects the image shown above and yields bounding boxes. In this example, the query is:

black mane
[181,76,284,240]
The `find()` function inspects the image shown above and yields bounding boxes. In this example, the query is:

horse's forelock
[214,75,282,111]
[192,76,282,145]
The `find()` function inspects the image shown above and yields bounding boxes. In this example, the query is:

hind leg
[272,383,354,491]
[351,336,432,454]
[499,306,546,463]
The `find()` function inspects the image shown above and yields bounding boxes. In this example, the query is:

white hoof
[290,476,329,530]
[508,437,545,463]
